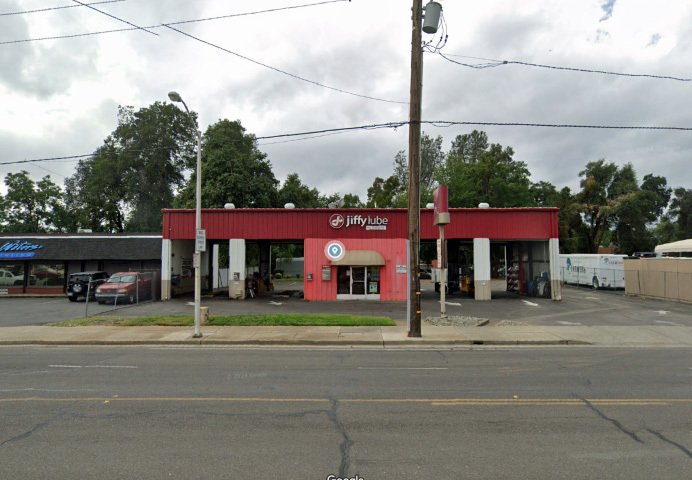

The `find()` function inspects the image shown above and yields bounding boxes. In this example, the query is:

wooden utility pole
[407,0,423,337]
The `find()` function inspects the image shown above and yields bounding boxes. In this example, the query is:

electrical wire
[0,0,349,45]
[3,119,692,168]
[0,0,125,17]
[70,0,156,36]
[437,53,692,82]
[162,24,408,105]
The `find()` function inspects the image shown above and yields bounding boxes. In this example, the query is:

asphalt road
[1,346,690,479]
[1,282,691,327]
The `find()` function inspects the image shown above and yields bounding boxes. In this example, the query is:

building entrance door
[336,266,380,300]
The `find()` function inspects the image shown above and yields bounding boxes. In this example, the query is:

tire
[68,296,78,302]
[592,277,599,289]
[127,293,135,304]
[72,281,84,294]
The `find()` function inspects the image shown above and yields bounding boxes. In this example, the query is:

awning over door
[331,250,385,266]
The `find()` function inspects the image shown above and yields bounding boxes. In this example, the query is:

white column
[473,238,491,300]
[161,239,172,301]
[212,244,220,289]
[228,239,246,299]
[548,238,562,300]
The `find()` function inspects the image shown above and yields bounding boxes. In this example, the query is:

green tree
[574,160,670,253]
[66,103,197,232]
[175,119,278,209]
[393,132,445,205]
[667,188,692,240]
[2,171,67,233]
[366,176,404,208]
[65,140,128,232]
[278,173,322,207]
[447,130,488,165]
[438,139,533,208]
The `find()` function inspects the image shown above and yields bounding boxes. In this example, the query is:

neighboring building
[0,234,161,296]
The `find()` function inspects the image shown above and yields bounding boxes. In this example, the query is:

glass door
[336,266,380,300]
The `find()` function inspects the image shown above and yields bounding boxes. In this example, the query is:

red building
[161,207,561,302]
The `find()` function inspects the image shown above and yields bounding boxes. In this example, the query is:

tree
[668,188,692,240]
[66,103,197,232]
[366,176,404,208]
[447,130,488,165]
[65,140,128,232]
[574,160,670,253]
[175,119,279,209]
[393,132,445,205]
[437,138,533,208]
[278,173,322,207]
[2,171,67,233]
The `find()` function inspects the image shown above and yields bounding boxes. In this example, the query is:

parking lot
[1,281,690,328]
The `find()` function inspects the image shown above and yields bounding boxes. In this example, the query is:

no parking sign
[324,241,346,261]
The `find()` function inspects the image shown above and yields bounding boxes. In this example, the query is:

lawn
[49,314,396,327]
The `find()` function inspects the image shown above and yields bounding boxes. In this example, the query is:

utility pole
[407,0,423,337]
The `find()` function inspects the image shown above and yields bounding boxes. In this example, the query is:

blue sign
[0,241,43,259]
[327,243,343,259]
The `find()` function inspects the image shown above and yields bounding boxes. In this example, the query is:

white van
[559,254,627,289]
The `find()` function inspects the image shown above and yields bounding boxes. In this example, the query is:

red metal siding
[162,208,559,241]
[303,238,408,301]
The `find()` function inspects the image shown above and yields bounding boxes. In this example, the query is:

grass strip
[49,314,395,327]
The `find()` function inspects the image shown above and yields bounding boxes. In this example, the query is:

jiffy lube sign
[0,240,44,259]
[329,214,388,230]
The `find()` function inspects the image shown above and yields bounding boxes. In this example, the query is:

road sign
[195,229,206,252]
[324,241,345,261]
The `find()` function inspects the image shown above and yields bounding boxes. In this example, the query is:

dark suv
[66,271,109,302]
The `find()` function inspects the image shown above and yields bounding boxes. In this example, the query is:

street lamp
[168,91,203,338]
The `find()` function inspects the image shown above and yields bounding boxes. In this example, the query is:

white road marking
[49,365,138,369]
[585,297,598,300]
[557,321,582,325]
[269,301,283,306]
[442,302,462,306]
[653,320,681,326]
[186,302,195,306]
[655,310,670,315]
[522,300,539,307]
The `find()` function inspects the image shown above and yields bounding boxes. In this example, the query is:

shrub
[275,272,283,279]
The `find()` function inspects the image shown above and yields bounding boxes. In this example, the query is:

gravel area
[424,315,489,326]
[495,320,531,327]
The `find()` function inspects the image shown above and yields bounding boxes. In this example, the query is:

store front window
[30,263,65,288]
[0,263,27,287]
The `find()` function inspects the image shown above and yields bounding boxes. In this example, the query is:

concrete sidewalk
[2,324,692,347]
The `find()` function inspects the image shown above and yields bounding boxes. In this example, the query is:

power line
[163,24,408,105]
[0,0,348,45]
[437,52,692,82]
[0,0,125,17]
[70,0,156,36]
[3,120,692,168]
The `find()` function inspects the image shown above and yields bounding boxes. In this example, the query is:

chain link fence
[83,270,159,317]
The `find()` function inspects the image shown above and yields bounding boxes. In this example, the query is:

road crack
[579,397,644,443]
[327,394,354,477]
[646,428,692,459]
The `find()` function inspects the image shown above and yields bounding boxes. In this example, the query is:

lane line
[49,365,138,369]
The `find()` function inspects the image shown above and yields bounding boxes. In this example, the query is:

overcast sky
[1,0,691,203]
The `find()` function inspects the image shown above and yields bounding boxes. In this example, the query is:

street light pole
[168,91,203,338]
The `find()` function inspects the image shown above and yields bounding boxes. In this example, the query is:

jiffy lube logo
[329,214,388,230]
[0,240,43,259]
[329,214,345,229]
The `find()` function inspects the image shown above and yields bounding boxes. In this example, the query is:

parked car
[95,272,152,304]
[420,269,432,279]
[66,271,109,302]
[0,268,36,286]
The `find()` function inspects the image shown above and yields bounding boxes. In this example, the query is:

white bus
[559,254,627,289]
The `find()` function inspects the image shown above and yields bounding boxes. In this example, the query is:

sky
[1,0,692,203]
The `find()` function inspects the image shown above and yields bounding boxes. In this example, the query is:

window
[30,263,65,288]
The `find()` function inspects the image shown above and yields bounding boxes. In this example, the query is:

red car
[95,272,152,304]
